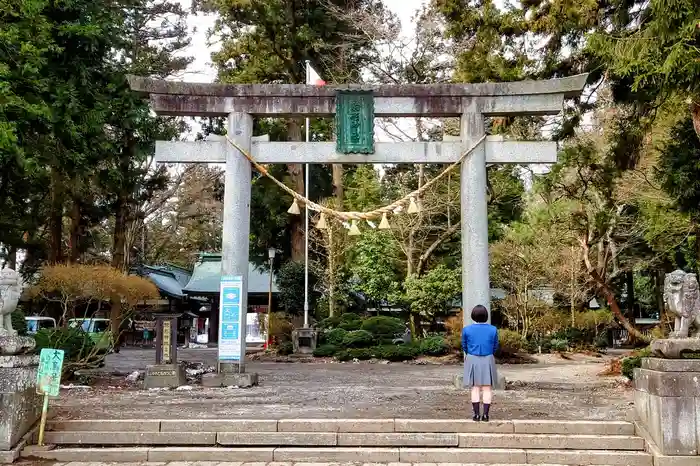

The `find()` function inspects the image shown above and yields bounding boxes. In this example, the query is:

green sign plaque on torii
[335,90,375,154]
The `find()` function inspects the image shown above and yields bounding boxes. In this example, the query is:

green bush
[313,344,338,357]
[594,330,610,350]
[622,347,652,380]
[335,349,352,362]
[342,330,374,348]
[419,335,450,356]
[34,328,97,362]
[348,347,374,360]
[338,320,362,331]
[375,344,419,361]
[361,316,404,341]
[10,309,27,336]
[317,316,342,330]
[326,328,348,346]
[550,338,569,352]
[498,329,524,355]
[277,341,294,356]
[340,313,362,323]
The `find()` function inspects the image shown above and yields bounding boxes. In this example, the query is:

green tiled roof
[183,253,279,295]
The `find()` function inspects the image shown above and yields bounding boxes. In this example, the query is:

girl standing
[461,305,499,421]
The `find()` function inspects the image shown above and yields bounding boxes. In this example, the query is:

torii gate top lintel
[127,74,588,118]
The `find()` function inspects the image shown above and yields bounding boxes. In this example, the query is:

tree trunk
[332,164,344,206]
[48,170,64,264]
[287,120,305,261]
[596,277,648,342]
[69,199,82,263]
[626,271,635,321]
[691,100,700,141]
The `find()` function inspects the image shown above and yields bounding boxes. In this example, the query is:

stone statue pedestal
[634,339,700,463]
[292,328,317,355]
[0,354,41,458]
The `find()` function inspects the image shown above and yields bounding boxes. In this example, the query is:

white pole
[303,60,310,328]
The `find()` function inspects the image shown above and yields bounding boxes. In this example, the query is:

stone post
[201,112,259,388]
[0,354,41,462]
[634,339,700,464]
[460,108,490,326]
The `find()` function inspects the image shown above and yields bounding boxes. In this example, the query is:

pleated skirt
[464,354,498,387]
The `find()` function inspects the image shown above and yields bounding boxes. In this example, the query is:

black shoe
[481,414,490,422]
[472,414,481,421]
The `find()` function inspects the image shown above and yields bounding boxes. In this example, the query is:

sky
[179,0,428,83]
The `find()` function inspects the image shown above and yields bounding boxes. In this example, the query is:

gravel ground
[52,349,633,421]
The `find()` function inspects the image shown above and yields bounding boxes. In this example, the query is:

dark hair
[471,305,489,323]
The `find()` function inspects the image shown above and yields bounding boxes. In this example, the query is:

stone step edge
[42,431,646,442]
[46,419,637,435]
[20,446,654,466]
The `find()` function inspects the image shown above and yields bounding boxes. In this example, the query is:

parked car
[68,318,114,352]
[25,316,57,334]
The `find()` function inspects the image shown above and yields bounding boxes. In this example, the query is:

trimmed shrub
[622,347,651,380]
[361,316,404,341]
[326,328,348,346]
[11,309,27,336]
[498,329,524,355]
[277,341,294,356]
[335,350,352,362]
[550,338,569,352]
[375,344,419,361]
[348,348,374,360]
[419,335,450,356]
[342,330,374,348]
[313,344,338,357]
[338,320,362,331]
[34,328,97,363]
[317,316,342,330]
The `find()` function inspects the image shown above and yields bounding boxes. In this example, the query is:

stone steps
[40,431,645,451]
[22,446,654,465]
[22,419,651,465]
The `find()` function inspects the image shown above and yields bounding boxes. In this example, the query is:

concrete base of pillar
[201,372,259,388]
[0,355,41,453]
[292,328,318,355]
[453,373,506,391]
[634,350,700,457]
[143,364,186,389]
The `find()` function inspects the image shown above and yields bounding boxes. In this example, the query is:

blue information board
[219,275,243,361]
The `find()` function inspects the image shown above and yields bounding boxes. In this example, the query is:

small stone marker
[144,313,186,389]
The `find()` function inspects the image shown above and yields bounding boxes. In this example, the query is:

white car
[25,316,57,334]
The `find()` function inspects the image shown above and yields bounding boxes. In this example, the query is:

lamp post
[267,248,276,347]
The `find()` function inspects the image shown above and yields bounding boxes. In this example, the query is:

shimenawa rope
[224,134,487,222]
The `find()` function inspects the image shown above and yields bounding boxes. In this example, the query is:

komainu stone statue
[0,268,34,354]
[663,269,700,338]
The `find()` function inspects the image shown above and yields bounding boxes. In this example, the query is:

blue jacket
[461,323,499,356]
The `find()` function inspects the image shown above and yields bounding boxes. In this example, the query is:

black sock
[483,403,490,416]
[472,402,480,417]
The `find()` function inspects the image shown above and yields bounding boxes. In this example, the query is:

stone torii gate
[129,75,587,378]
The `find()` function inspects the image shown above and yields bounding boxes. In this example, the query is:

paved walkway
[53,350,632,421]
